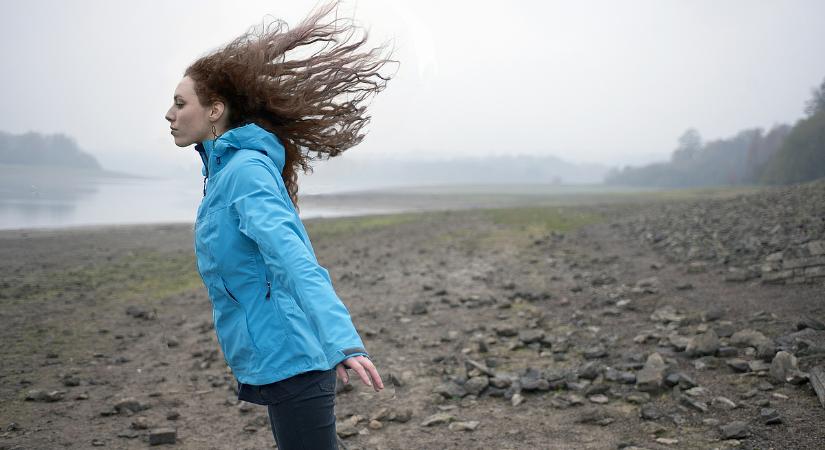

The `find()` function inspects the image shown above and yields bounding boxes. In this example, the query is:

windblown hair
[184,1,395,210]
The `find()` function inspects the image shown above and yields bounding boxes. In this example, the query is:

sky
[2,0,825,176]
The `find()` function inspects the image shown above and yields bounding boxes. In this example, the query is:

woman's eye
[176,103,184,108]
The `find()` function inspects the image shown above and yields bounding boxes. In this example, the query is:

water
[0,169,395,230]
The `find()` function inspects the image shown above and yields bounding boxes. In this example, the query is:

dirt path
[1,204,823,449]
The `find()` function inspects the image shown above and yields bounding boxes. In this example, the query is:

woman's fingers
[340,356,384,392]
[360,357,384,391]
[336,363,349,384]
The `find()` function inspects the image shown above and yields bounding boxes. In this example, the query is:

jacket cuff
[327,346,369,367]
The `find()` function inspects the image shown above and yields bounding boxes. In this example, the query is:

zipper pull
[265,281,271,300]
[202,176,207,197]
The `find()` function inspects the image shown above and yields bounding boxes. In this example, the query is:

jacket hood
[194,123,285,176]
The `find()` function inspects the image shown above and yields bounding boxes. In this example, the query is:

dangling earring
[211,124,218,140]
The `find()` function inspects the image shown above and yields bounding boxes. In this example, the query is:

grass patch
[305,211,429,239]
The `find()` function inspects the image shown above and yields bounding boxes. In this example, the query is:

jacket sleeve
[228,157,368,368]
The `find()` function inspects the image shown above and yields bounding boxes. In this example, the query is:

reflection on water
[0,166,396,230]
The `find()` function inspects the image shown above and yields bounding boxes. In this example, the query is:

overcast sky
[2,0,825,176]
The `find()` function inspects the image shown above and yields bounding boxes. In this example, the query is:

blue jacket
[193,123,367,385]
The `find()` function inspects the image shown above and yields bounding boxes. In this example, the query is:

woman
[163,2,394,448]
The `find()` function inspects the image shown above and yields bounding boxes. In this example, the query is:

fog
[2,0,825,180]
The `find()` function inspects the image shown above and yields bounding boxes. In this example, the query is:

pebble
[761,408,782,425]
[420,412,455,427]
[720,421,749,440]
[449,420,480,431]
[148,428,176,445]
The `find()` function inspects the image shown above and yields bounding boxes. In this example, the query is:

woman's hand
[336,355,384,392]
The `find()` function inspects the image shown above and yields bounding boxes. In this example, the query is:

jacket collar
[194,123,286,178]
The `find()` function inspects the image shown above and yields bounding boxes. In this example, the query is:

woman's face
[165,76,213,147]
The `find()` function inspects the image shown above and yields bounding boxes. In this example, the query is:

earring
[211,124,218,140]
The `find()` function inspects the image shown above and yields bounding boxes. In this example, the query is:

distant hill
[0,131,102,170]
[301,153,609,193]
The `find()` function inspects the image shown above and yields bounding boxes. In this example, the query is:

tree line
[0,131,101,170]
[605,77,825,187]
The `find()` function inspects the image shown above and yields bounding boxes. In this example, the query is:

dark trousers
[237,369,338,450]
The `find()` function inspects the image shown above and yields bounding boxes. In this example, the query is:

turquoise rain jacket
[193,123,367,385]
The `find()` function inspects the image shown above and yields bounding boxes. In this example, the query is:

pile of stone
[614,179,825,284]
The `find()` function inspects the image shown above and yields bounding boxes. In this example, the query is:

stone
[368,420,383,430]
[463,376,489,396]
[761,408,782,425]
[636,353,667,392]
[686,330,720,357]
[518,329,545,344]
[720,421,749,440]
[770,351,799,384]
[730,329,771,348]
[148,428,176,445]
[576,408,614,426]
[114,397,150,414]
[650,306,684,324]
[583,345,608,359]
[410,301,428,315]
[449,421,480,431]
[589,394,609,404]
[337,425,359,438]
[712,396,737,409]
[726,358,751,373]
[433,382,467,399]
[420,412,454,427]
[640,403,661,420]
[489,375,512,389]
[797,316,825,331]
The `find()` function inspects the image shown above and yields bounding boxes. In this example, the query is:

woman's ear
[209,101,225,122]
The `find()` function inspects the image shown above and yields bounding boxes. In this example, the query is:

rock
[588,394,609,404]
[712,396,737,409]
[131,417,149,430]
[25,389,64,402]
[337,425,359,438]
[686,330,720,357]
[421,412,454,427]
[730,329,776,360]
[605,367,636,384]
[720,421,749,440]
[518,329,544,344]
[511,393,525,406]
[797,316,825,331]
[578,362,602,380]
[667,334,690,351]
[114,397,149,414]
[391,408,413,423]
[493,324,518,337]
[433,382,467,399]
[489,375,513,389]
[679,395,708,413]
[576,408,614,426]
[726,358,751,373]
[749,360,771,372]
[410,301,428,315]
[770,351,799,384]
[730,329,771,348]
[368,419,383,430]
[640,403,661,420]
[583,345,608,359]
[650,306,684,324]
[636,353,667,392]
[625,392,650,404]
[148,428,176,445]
[449,421,480,431]
[761,408,782,425]
[717,346,738,357]
[463,376,489,396]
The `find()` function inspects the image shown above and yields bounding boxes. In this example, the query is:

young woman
[163,3,394,448]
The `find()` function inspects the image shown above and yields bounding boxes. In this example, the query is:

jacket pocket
[221,277,241,305]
